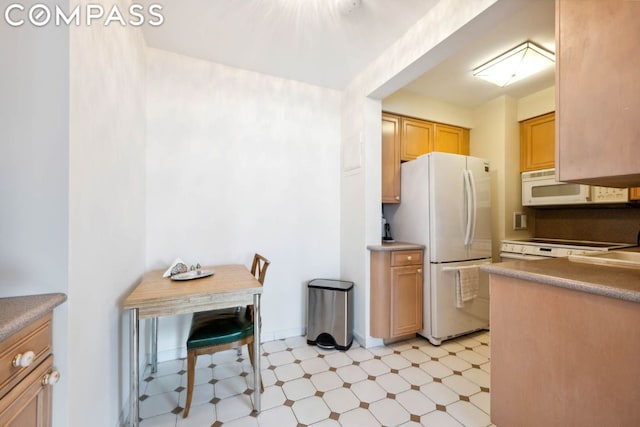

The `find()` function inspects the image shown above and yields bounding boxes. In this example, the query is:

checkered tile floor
[139,331,493,426]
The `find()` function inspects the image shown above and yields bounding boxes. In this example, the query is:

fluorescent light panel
[473,41,555,87]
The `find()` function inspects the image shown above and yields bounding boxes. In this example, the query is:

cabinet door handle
[395,196,400,200]
[407,256,412,260]
[42,370,61,386]
[13,350,35,368]
[417,269,422,273]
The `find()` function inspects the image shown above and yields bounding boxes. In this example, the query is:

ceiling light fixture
[472,41,555,87]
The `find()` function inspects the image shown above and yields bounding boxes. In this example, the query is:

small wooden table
[123,264,263,427]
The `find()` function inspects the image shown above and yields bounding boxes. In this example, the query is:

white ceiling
[140,0,438,90]
[140,0,556,107]
[403,0,556,108]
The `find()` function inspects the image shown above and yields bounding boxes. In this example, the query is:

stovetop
[503,238,632,249]
[501,238,634,258]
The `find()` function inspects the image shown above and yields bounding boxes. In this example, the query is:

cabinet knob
[395,196,400,200]
[407,256,412,260]
[417,269,422,273]
[13,350,35,368]
[42,370,61,386]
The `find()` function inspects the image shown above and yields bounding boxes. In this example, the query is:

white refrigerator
[386,152,492,345]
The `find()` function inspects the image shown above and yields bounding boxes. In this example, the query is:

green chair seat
[187,307,254,350]
[183,254,270,419]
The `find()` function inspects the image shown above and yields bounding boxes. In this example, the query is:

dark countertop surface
[0,293,67,341]
[482,254,640,303]
[367,241,425,251]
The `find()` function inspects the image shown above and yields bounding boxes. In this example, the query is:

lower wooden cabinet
[630,188,640,200]
[0,313,58,427]
[390,265,423,337]
[490,272,640,426]
[0,355,52,427]
[370,248,423,339]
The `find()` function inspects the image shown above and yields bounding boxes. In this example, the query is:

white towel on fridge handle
[455,265,480,308]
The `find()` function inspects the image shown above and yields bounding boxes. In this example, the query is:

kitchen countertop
[482,256,640,304]
[367,241,425,251]
[0,293,67,341]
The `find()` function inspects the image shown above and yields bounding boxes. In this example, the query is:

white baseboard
[147,347,186,365]
[265,326,306,342]
[354,330,383,349]
[119,394,129,427]
[148,327,308,365]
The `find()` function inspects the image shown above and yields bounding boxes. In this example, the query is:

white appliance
[386,152,492,346]
[500,238,633,261]
[522,168,629,206]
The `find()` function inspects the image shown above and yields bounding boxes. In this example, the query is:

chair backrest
[251,253,270,285]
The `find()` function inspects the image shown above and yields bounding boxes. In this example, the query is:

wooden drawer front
[391,251,422,267]
[0,354,53,427]
[0,314,52,399]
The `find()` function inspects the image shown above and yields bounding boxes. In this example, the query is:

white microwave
[522,168,628,206]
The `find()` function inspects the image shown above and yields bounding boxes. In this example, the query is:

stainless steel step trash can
[306,279,354,350]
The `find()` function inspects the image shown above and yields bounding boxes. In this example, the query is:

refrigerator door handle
[463,170,473,245]
[468,169,477,244]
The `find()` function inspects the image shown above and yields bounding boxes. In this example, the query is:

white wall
[471,95,531,259]
[340,0,531,347]
[145,48,342,360]
[470,86,556,254]
[517,85,555,121]
[68,0,147,424]
[382,89,475,129]
[0,2,69,425]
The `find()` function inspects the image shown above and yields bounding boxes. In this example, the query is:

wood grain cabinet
[382,113,401,203]
[381,112,470,203]
[433,123,470,156]
[0,314,58,427]
[370,249,423,339]
[400,117,434,161]
[399,117,469,161]
[520,112,555,172]
[490,272,640,426]
[556,0,640,187]
[630,188,640,201]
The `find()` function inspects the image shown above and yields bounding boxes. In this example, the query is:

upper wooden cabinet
[382,113,401,203]
[381,112,470,203]
[384,113,470,162]
[400,117,433,161]
[520,112,555,172]
[434,123,470,156]
[556,0,640,187]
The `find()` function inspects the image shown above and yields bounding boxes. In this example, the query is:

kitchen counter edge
[367,242,425,252]
[0,293,67,341]
[481,258,640,303]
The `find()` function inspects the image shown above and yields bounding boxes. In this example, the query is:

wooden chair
[183,253,270,418]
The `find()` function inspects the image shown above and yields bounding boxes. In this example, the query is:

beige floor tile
[369,398,410,426]
[281,377,316,401]
[291,396,331,425]
[339,407,382,427]
[139,332,493,426]
[322,387,360,414]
